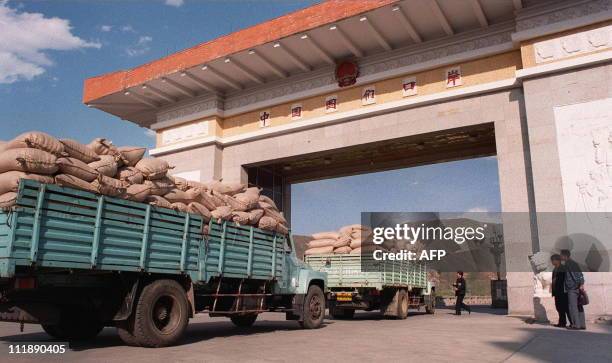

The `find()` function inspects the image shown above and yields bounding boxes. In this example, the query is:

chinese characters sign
[402,77,417,97]
[259,111,271,127]
[362,86,376,105]
[325,95,338,113]
[291,104,302,120]
[446,66,462,88]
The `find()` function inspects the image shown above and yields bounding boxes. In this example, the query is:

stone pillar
[158,143,223,181]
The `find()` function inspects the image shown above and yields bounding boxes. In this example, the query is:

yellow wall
[222,51,522,138]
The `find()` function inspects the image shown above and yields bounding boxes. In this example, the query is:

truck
[305,253,435,319]
[0,179,326,347]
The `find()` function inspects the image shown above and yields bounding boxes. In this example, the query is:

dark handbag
[578,290,589,306]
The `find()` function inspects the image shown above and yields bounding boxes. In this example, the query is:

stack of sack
[304,224,371,256]
[0,131,289,235]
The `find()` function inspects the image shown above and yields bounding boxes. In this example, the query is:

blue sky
[0,1,501,234]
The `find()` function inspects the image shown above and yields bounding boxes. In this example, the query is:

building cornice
[154,23,516,127]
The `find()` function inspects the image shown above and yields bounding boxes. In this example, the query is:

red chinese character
[326,98,337,110]
[403,81,416,91]
[291,106,302,118]
[447,69,461,86]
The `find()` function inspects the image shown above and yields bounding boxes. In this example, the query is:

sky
[0,0,319,146]
[0,1,502,234]
[291,157,501,235]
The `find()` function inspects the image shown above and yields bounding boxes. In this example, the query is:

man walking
[561,250,586,330]
[550,254,571,327]
[454,271,471,315]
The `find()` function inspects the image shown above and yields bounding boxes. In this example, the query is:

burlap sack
[5,131,65,156]
[0,192,18,209]
[188,202,211,221]
[60,139,100,163]
[88,138,119,156]
[304,246,334,255]
[122,184,151,202]
[349,239,362,249]
[172,176,190,191]
[206,191,227,208]
[350,247,362,255]
[231,211,250,225]
[234,192,259,210]
[258,195,278,209]
[257,216,278,231]
[244,187,261,196]
[209,180,245,196]
[275,223,289,235]
[224,195,248,212]
[117,167,144,184]
[146,195,172,209]
[92,175,127,197]
[57,157,99,182]
[0,148,58,175]
[187,180,208,190]
[0,141,7,153]
[55,174,98,194]
[135,158,173,180]
[144,177,175,196]
[117,146,146,167]
[334,246,352,254]
[88,155,118,177]
[165,188,202,204]
[263,207,287,225]
[0,171,54,195]
[171,202,188,212]
[211,206,233,221]
[312,231,340,240]
[248,209,264,225]
[333,235,351,248]
[306,238,336,249]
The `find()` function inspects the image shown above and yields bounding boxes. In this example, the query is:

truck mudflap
[287,293,305,321]
[0,303,59,325]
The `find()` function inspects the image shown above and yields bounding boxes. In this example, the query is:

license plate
[336,293,352,302]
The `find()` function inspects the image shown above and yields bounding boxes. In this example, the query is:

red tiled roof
[82,0,398,104]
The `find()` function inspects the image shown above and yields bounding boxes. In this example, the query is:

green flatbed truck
[305,254,435,319]
[0,179,326,347]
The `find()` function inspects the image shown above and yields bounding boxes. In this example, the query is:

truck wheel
[132,279,190,348]
[230,314,258,327]
[397,290,409,320]
[301,285,324,329]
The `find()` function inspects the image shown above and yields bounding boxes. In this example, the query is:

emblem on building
[335,60,359,87]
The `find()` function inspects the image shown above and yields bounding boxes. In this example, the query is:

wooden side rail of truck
[305,254,434,319]
[0,179,327,347]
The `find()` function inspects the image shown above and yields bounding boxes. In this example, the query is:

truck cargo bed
[305,254,427,290]
[0,180,285,282]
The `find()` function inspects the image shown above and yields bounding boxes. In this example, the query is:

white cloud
[0,1,101,84]
[100,24,112,32]
[467,207,489,213]
[126,35,152,57]
[164,0,184,7]
[145,129,156,138]
[120,25,135,33]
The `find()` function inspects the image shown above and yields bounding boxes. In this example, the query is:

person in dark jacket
[453,271,471,315]
[550,254,571,327]
[561,249,586,330]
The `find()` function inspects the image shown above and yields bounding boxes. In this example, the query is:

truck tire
[300,285,324,329]
[42,309,104,341]
[132,279,190,348]
[425,293,436,314]
[230,314,258,327]
[397,290,409,320]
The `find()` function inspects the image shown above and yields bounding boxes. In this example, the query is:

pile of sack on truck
[304,224,372,256]
[0,131,288,234]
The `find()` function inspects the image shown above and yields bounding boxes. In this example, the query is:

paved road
[0,308,610,362]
